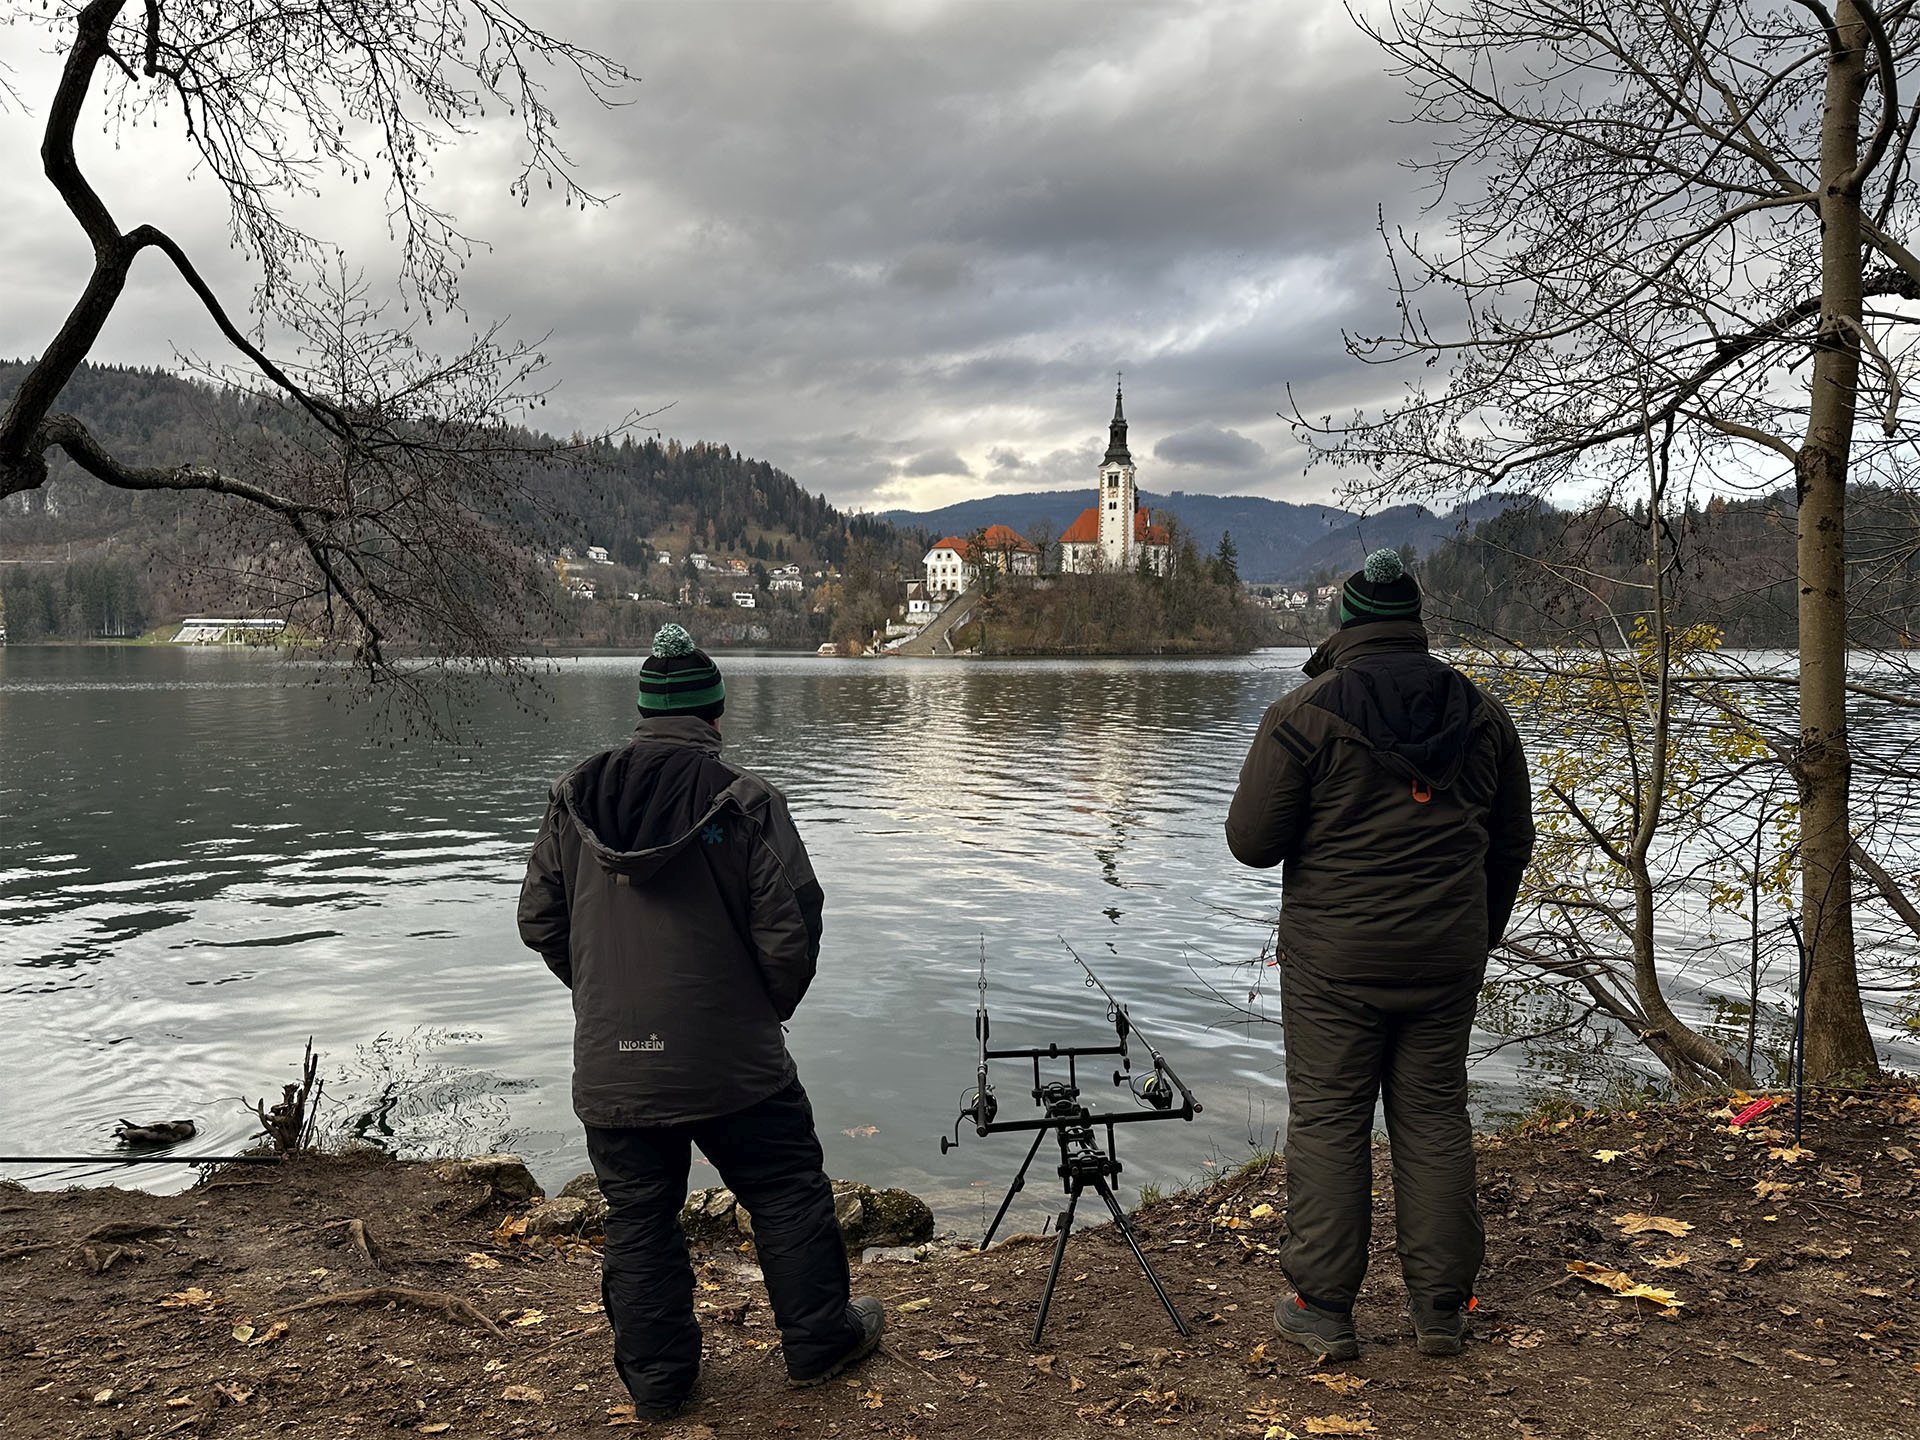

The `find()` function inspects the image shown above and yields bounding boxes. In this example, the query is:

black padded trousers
[584,1079,858,1409]
[1277,962,1485,1314]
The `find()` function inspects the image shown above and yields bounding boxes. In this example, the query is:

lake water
[2,645,1914,1229]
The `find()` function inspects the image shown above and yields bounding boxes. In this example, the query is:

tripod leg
[980,1127,1050,1251]
[1030,1181,1083,1348]
[1093,1177,1192,1337]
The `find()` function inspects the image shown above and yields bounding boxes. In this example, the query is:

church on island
[921,384,1170,595]
[1058,384,1169,576]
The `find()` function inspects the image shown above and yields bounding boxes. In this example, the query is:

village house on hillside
[1060,384,1169,575]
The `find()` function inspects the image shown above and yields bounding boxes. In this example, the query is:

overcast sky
[1,1,1426,512]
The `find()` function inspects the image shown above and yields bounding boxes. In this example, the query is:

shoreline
[4,1081,1914,1438]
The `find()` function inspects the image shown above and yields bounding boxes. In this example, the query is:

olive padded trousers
[1278,961,1485,1313]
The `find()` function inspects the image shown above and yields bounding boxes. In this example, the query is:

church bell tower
[1097,381,1136,570]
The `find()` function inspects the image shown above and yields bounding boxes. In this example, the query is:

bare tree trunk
[1798,2,1879,1080]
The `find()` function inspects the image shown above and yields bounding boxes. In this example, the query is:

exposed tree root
[272,1285,503,1335]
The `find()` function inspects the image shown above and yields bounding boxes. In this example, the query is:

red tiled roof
[1060,507,1168,547]
[931,536,972,559]
[979,523,1037,552]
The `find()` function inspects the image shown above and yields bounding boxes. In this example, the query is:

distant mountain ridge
[882,489,1521,584]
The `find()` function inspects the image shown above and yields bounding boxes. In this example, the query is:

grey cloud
[1155,426,1269,470]
[901,449,973,478]
[0,0,1430,511]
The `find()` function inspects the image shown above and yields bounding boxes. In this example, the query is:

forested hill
[0,361,909,641]
[0,359,888,568]
[1424,492,1920,649]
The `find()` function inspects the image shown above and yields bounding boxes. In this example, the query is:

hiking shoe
[789,1296,885,1387]
[1275,1294,1359,1363]
[1410,1296,1475,1356]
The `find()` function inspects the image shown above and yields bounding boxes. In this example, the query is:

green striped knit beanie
[1339,549,1422,627]
[637,624,726,717]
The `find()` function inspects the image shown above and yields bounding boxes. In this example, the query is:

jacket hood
[1304,620,1484,789]
[1303,618,1431,678]
[556,716,765,882]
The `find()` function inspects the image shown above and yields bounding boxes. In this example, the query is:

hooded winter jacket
[1225,620,1535,983]
[517,715,826,1127]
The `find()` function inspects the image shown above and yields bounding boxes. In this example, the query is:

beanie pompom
[1363,548,1405,584]
[650,623,697,659]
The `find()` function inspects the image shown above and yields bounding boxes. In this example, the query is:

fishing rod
[1060,937,1202,1118]
[0,1153,281,1166]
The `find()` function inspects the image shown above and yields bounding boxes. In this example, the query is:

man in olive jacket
[1227,551,1533,1361]
[518,625,881,1417]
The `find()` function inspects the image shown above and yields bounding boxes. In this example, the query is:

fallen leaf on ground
[1567,1260,1685,1307]
[1306,1373,1368,1395]
[860,1387,884,1409]
[1249,1203,1276,1219]
[417,1425,451,1435]
[1593,1149,1625,1163]
[897,1297,933,1313]
[1768,1145,1814,1164]
[159,1287,218,1310]
[92,1389,114,1406]
[1753,1179,1796,1200]
[214,1383,252,1405]
[500,1385,544,1403]
[463,1252,501,1270]
[607,1402,638,1427]
[1649,1250,1691,1270]
[1614,1212,1693,1237]
[231,1323,255,1343]
[842,1125,879,1139]
[1304,1417,1375,1435]
[509,1309,547,1327]
[1505,1327,1546,1349]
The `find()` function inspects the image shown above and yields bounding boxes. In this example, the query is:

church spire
[1103,378,1131,465]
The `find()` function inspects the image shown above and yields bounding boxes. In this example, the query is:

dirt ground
[2,1082,1916,1440]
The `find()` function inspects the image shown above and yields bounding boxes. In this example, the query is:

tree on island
[0,0,634,733]
[1298,0,1920,1082]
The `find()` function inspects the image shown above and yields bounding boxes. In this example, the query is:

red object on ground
[1730,1097,1780,1127]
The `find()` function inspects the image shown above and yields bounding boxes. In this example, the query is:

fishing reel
[940,1085,998,1153]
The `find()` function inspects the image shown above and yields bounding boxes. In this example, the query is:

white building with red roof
[922,524,1038,595]
[1060,384,1169,576]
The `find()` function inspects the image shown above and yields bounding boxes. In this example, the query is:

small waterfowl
[114,1118,197,1148]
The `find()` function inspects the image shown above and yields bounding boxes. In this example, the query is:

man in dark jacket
[518,624,883,1418]
[1226,551,1534,1362]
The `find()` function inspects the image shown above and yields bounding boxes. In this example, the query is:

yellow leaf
[1753,1179,1796,1199]
[1648,1250,1691,1270]
[1727,1237,1745,1248]
[1567,1261,1684,1308]
[1307,1374,1368,1395]
[231,1323,256,1343]
[159,1288,218,1310]
[1592,1150,1625,1163]
[509,1309,547,1328]
[1768,1145,1813,1164]
[1304,1416,1375,1435]
[500,1385,544,1403]
[1249,1203,1276,1219]
[463,1252,502,1270]
[1614,1212,1693,1237]
[860,1387,884,1409]
[897,1297,933,1313]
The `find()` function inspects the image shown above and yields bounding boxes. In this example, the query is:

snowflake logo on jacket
[701,824,726,846]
